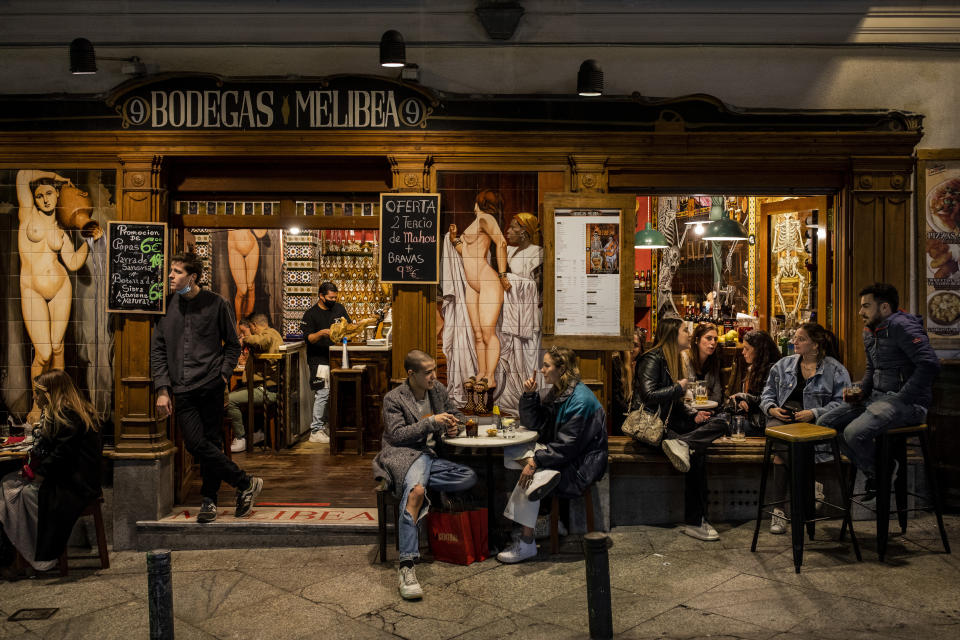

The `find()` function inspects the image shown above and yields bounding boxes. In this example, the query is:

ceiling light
[380,30,406,68]
[70,38,96,74]
[577,59,603,97]
[702,212,748,241]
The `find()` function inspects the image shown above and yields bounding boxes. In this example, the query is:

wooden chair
[375,479,401,563]
[549,484,597,554]
[58,496,110,576]
[330,366,366,455]
[245,353,282,452]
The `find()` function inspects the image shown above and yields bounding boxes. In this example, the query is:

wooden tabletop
[765,422,837,442]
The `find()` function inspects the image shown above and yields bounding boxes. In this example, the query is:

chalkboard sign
[379,193,441,284]
[107,221,167,314]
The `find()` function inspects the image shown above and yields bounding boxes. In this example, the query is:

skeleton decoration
[653,196,681,318]
[771,212,808,326]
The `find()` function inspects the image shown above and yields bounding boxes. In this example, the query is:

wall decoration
[919,156,960,348]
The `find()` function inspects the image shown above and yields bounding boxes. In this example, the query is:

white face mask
[177,284,192,295]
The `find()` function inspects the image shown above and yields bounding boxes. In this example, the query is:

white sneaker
[230,437,246,453]
[770,508,787,535]
[682,518,719,541]
[662,439,691,473]
[814,480,825,512]
[309,430,330,443]
[398,565,423,600]
[525,469,561,501]
[497,538,538,563]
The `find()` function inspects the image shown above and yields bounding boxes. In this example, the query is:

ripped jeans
[398,454,477,562]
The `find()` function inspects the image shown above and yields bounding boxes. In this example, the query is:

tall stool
[330,367,366,455]
[752,423,861,573]
[841,424,950,561]
[549,484,596,554]
[375,480,401,564]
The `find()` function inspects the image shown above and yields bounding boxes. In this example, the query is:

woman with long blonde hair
[0,370,101,574]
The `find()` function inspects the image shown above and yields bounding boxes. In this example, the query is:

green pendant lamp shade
[634,222,669,249]
[702,212,748,241]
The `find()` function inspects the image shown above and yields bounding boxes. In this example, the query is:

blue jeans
[310,387,329,433]
[398,454,477,562]
[818,391,926,478]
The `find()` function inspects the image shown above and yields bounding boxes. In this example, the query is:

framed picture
[918,152,960,349]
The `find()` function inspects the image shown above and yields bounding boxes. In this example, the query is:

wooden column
[113,154,173,457]
[569,154,608,193]
[387,154,436,379]
[841,158,913,379]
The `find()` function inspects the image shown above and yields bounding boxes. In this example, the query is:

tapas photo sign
[919,154,960,348]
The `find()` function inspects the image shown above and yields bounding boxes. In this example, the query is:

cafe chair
[751,423,861,573]
[839,424,950,561]
[375,479,401,563]
[549,483,597,554]
[59,495,110,576]
[246,353,282,452]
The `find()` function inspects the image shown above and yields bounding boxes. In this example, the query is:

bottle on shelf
[634,271,641,289]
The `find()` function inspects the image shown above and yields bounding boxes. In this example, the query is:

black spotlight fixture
[70,37,97,74]
[577,59,603,97]
[380,30,406,68]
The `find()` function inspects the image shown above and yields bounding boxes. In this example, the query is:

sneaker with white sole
[309,430,330,444]
[235,476,263,518]
[252,430,265,445]
[230,437,246,453]
[525,469,561,501]
[196,499,217,524]
[770,508,787,535]
[398,565,423,600]
[662,438,691,473]
[497,538,538,564]
[681,518,719,541]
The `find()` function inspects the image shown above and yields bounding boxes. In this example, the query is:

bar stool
[330,367,366,455]
[549,484,596,554]
[751,423,861,573]
[375,479,401,564]
[840,424,950,561]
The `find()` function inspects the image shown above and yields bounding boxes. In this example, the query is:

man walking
[372,349,477,600]
[227,313,283,451]
[300,281,350,443]
[151,252,263,523]
[819,283,940,497]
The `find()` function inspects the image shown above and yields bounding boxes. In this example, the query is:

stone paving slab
[0,514,957,639]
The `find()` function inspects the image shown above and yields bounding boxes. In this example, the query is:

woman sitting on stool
[497,346,607,563]
[724,329,782,436]
[0,370,101,574]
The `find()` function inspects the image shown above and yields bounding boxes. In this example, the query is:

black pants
[176,378,247,502]
[668,417,727,525]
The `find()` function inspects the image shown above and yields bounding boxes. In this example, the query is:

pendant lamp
[702,211,748,241]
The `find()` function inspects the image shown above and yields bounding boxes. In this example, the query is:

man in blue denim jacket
[819,283,940,486]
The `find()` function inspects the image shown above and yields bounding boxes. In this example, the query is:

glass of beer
[695,382,708,405]
[731,415,747,441]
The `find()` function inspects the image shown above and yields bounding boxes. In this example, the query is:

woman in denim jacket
[759,322,850,534]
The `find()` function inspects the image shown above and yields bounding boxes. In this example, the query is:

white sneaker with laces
[770,508,787,535]
[230,437,246,453]
[496,538,538,563]
[525,469,561,501]
[398,565,423,600]
[309,430,330,443]
[662,439,691,473]
[681,518,720,541]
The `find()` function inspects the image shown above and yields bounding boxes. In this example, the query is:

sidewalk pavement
[1,514,958,639]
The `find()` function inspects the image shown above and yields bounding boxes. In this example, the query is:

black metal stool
[840,424,950,561]
[752,423,861,573]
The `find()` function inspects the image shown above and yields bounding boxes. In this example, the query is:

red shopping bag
[468,508,489,562]
[427,510,476,565]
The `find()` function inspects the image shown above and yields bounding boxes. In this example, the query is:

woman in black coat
[632,316,726,542]
[0,369,101,573]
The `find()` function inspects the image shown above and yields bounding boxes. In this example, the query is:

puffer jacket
[862,311,940,408]
[631,346,688,429]
[520,381,607,499]
[759,355,850,421]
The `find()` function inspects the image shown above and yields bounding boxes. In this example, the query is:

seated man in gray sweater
[372,349,477,600]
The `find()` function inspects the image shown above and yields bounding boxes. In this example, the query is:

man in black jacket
[151,252,263,524]
[301,281,351,443]
[819,283,940,492]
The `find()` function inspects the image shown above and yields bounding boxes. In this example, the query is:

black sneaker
[197,499,217,524]
[235,477,263,518]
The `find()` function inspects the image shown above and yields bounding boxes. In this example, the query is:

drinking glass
[731,416,746,441]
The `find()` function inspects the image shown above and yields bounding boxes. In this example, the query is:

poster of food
[922,161,960,347]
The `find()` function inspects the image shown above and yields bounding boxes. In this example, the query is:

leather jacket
[862,311,940,408]
[631,346,686,428]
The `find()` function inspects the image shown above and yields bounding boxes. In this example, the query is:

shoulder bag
[622,401,673,447]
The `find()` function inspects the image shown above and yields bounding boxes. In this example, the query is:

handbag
[622,401,672,447]
[427,509,476,565]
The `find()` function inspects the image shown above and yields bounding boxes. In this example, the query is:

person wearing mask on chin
[300,281,351,444]
[818,283,940,501]
[151,252,262,524]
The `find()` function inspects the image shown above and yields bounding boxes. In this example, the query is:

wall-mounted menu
[107,221,167,314]
[379,193,440,284]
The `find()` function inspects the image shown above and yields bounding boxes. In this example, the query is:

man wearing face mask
[151,252,263,524]
[300,281,351,444]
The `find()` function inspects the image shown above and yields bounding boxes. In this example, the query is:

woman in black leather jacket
[632,316,725,541]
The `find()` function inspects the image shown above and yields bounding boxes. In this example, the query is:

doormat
[163,505,378,525]
[8,608,59,621]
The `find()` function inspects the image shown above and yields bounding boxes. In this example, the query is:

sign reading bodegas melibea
[106,74,435,130]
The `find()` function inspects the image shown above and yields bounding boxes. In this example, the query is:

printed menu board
[553,208,622,336]
[379,193,440,284]
[922,162,960,347]
[107,221,167,314]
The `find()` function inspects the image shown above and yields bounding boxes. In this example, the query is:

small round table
[443,428,538,551]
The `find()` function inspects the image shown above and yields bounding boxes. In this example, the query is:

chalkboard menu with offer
[379,193,441,284]
[107,221,167,314]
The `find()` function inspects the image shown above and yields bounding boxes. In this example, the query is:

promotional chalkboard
[379,193,440,284]
[107,221,167,314]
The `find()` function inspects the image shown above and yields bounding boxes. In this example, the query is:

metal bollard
[147,549,175,640]
[582,532,613,640]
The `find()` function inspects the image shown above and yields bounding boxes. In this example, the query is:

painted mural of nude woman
[16,169,90,421]
[449,189,511,394]
[228,228,267,325]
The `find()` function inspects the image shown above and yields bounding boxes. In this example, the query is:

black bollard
[147,549,174,640]
[582,532,613,640]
